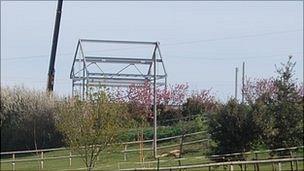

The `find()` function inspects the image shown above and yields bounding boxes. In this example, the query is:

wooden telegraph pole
[47,0,63,92]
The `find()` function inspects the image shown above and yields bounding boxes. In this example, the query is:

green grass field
[1,134,303,171]
[1,141,303,171]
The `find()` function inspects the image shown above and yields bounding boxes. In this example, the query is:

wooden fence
[0,131,207,170]
[118,146,304,170]
[121,131,208,160]
[1,132,302,171]
[119,157,304,171]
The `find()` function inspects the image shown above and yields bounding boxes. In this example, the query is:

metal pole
[235,67,238,100]
[47,0,63,92]
[82,59,85,100]
[242,62,245,103]
[153,48,157,159]
[78,41,86,100]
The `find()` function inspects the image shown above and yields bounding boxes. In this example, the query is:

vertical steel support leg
[153,49,157,159]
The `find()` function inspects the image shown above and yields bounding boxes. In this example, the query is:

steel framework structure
[70,39,168,158]
[70,39,167,98]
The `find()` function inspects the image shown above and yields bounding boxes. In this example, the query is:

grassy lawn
[1,138,303,171]
[1,145,303,171]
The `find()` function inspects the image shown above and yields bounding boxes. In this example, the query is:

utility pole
[235,67,238,99]
[242,62,245,103]
[47,0,63,92]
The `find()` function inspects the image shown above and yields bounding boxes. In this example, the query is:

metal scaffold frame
[70,39,168,158]
[70,39,167,98]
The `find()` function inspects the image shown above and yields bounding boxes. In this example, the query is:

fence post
[41,151,44,169]
[230,164,234,171]
[157,157,160,171]
[124,144,128,161]
[278,162,282,171]
[290,150,294,171]
[97,148,99,161]
[271,162,275,171]
[295,159,298,171]
[12,153,15,171]
[240,152,244,171]
[69,151,72,167]
[255,153,259,171]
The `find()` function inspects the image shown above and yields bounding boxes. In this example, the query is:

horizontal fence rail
[0,147,67,155]
[0,131,206,156]
[208,146,304,159]
[122,139,208,153]
[1,131,303,171]
[119,157,304,171]
[0,131,207,170]
[122,131,207,145]
[118,146,304,170]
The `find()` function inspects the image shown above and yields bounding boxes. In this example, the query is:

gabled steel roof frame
[70,39,168,99]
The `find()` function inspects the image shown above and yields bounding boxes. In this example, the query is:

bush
[117,118,204,142]
[207,99,259,155]
[1,87,63,152]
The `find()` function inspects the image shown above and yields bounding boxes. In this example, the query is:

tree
[56,92,132,171]
[242,56,303,150]
[208,99,259,156]
[1,86,62,152]
[269,56,303,148]
[182,89,218,117]
[243,78,277,105]
[243,78,277,148]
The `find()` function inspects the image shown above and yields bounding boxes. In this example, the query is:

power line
[162,29,303,47]
[3,51,302,62]
[168,52,303,61]
[2,29,302,61]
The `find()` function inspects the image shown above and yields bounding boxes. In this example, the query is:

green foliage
[269,57,303,148]
[182,98,206,116]
[0,86,63,152]
[182,90,218,117]
[55,92,133,170]
[208,99,260,154]
[194,114,207,131]
[1,57,302,163]
[208,57,303,155]
[245,57,303,149]
[117,118,205,142]
[118,126,181,142]
[158,106,181,126]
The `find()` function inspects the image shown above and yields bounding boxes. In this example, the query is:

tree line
[1,57,303,158]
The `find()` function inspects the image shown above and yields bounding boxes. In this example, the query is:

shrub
[1,86,63,152]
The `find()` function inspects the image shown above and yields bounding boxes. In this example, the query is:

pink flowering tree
[242,57,303,149]
[123,82,189,124]
[183,89,217,117]
[243,78,278,105]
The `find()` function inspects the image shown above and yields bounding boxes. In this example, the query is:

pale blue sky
[1,1,303,101]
